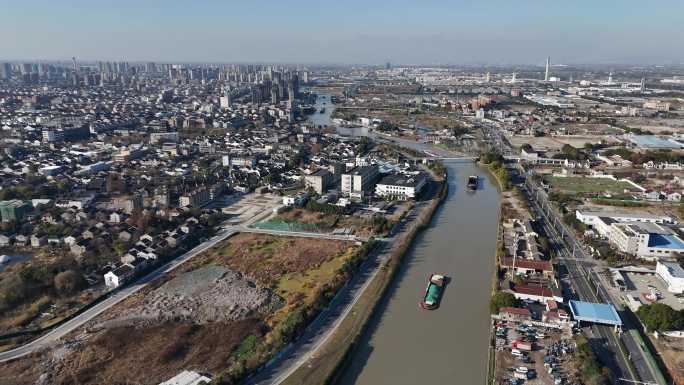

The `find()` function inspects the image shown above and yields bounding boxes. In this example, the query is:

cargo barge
[467,175,478,190]
[420,273,445,310]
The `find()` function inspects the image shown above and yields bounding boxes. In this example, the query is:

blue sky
[1,0,683,64]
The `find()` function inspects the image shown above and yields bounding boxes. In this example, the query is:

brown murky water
[337,162,500,385]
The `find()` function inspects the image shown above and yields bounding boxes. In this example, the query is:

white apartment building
[341,165,379,198]
[179,188,210,208]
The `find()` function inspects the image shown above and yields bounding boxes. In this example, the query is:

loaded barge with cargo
[420,273,445,310]
[467,175,478,191]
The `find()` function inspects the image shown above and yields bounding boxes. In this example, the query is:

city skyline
[2,0,684,65]
[2,2,684,385]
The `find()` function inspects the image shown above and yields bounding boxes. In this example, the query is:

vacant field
[619,117,684,134]
[279,208,338,227]
[0,234,361,385]
[549,176,634,194]
[254,209,339,232]
[257,208,383,237]
[653,336,684,385]
[507,134,618,151]
[195,233,355,289]
[0,251,102,342]
[0,319,262,385]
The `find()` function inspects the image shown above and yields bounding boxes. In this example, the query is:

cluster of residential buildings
[498,218,570,327]
[104,217,203,289]
[0,62,440,301]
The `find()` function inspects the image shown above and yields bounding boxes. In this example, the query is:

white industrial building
[375,173,427,200]
[608,222,684,260]
[576,210,675,228]
[577,210,684,260]
[656,261,684,294]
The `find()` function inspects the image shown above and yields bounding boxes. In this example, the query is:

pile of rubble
[105,266,283,327]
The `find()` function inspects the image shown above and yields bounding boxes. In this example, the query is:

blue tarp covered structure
[647,233,684,249]
[569,300,622,326]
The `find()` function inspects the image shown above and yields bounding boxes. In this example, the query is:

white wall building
[104,264,134,289]
[159,370,212,385]
[576,210,675,227]
[341,165,379,197]
[282,192,308,207]
[375,173,427,200]
[606,222,684,260]
[656,261,684,294]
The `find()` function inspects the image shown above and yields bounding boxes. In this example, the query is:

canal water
[337,162,500,385]
[306,91,334,129]
[306,91,369,137]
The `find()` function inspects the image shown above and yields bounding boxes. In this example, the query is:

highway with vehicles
[521,172,660,384]
[396,123,663,384]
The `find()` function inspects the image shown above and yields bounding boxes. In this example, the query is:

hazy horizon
[2,0,684,65]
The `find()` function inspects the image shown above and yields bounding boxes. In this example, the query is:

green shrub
[575,336,610,385]
[637,303,684,331]
[489,291,518,314]
[233,335,258,361]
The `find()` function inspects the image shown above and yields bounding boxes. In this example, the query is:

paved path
[240,226,368,242]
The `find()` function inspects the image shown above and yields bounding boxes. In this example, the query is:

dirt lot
[93,266,285,329]
[193,233,354,289]
[619,117,684,134]
[652,336,684,385]
[0,319,261,385]
[500,188,531,221]
[278,208,337,227]
[579,200,678,220]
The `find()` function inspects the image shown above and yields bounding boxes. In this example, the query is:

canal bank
[276,168,448,385]
[334,162,501,385]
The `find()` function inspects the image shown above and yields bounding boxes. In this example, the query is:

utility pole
[572,242,575,259]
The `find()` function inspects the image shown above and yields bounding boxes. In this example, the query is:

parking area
[622,272,684,311]
[494,320,580,385]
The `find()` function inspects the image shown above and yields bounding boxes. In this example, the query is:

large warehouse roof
[569,300,622,326]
